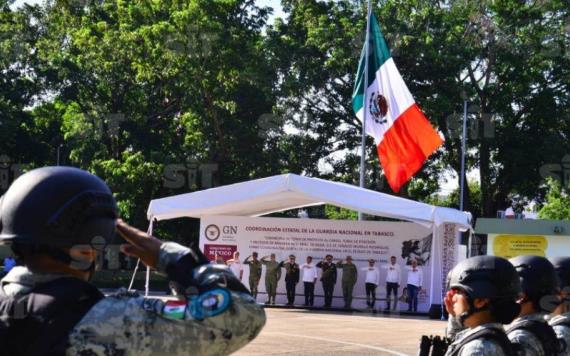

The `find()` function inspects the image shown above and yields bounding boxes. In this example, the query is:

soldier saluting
[441,255,522,356]
[279,254,300,306]
[0,167,265,355]
[316,254,337,308]
[260,253,281,305]
[243,252,263,300]
[336,256,357,309]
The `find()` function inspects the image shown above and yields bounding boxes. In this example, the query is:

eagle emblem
[369,92,388,124]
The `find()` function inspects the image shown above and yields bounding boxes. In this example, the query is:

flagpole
[358,0,372,221]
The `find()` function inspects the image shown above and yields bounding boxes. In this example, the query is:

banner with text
[199,215,434,311]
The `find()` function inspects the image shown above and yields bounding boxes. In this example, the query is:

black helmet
[447,255,521,300]
[549,256,570,289]
[509,255,559,301]
[0,166,117,250]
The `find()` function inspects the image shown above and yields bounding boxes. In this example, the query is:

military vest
[0,277,103,356]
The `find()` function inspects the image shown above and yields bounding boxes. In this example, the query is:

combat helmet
[549,256,570,289]
[447,255,521,324]
[0,167,117,265]
[509,255,559,309]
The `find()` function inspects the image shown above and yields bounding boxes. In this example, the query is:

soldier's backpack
[419,328,517,356]
[506,318,564,356]
[0,277,103,356]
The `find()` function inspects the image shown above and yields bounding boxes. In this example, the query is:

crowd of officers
[225,251,423,311]
[436,254,570,356]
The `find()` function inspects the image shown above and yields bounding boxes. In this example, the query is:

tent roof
[147,174,471,228]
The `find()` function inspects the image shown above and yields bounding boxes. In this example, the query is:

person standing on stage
[279,255,300,306]
[382,256,401,311]
[336,256,358,309]
[406,259,422,312]
[362,259,380,309]
[300,256,318,306]
[227,251,244,281]
[261,253,281,305]
[316,255,337,308]
[244,252,263,300]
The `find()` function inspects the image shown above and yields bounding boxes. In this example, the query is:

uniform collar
[549,312,570,324]
[1,266,71,297]
[510,312,548,326]
[452,322,505,345]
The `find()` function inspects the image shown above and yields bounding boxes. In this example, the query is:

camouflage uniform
[243,257,262,300]
[507,314,547,356]
[445,316,509,356]
[1,242,266,356]
[549,313,570,356]
[336,262,357,308]
[261,259,281,303]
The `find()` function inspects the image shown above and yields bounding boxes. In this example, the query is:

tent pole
[358,0,372,221]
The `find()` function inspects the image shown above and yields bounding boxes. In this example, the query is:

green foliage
[324,205,358,221]
[1,0,569,246]
[538,178,570,220]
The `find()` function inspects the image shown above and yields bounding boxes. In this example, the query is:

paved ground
[234,308,447,356]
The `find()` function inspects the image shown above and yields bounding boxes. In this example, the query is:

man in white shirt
[361,259,380,309]
[406,259,422,312]
[300,256,318,306]
[227,251,243,281]
[382,256,401,311]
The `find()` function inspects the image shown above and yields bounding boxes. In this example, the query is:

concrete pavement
[234,308,447,355]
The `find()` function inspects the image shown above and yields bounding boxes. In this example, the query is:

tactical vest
[506,318,563,356]
[419,328,516,356]
[0,277,103,356]
[448,328,516,356]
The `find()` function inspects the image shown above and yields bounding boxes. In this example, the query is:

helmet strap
[458,297,489,327]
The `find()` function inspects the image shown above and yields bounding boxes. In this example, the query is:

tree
[538,178,570,220]
[24,0,285,239]
[267,0,570,218]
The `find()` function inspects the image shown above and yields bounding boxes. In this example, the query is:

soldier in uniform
[261,253,281,305]
[243,252,262,300]
[279,254,300,306]
[443,255,521,356]
[0,167,266,356]
[316,254,337,308]
[336,256,357,309]
[508,255,563,356]
[549,256,570,355]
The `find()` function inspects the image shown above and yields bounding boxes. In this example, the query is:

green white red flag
[352,13,443,192]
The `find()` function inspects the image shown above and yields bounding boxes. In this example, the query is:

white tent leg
[127,258,140,292]
[144,218,154,297]
[127,219,154,295]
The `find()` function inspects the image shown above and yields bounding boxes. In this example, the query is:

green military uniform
[261,259,281,304]
[244,257,262,300]
[337,261,358,308]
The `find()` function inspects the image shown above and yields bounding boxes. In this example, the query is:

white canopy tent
[143,173,471,314]
[147,174,471,228]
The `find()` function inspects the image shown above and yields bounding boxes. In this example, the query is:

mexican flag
[163,300,187,320]
[352,13,443,193]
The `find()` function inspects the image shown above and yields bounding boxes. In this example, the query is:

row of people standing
[440,254,570,356]
[226,251,423,310]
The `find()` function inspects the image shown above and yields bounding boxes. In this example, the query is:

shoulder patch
[190,289,231,320]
